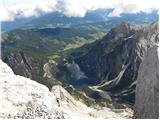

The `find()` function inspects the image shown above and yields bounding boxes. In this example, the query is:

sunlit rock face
[43,60,59,79]
[134,46,159,119]
[0,59,90,119]
[0,59,133,119]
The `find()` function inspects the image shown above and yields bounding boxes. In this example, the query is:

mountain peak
[117,22,131,29]
[113,22,141,33]
[75,22,158,104]
[102,22,137,42]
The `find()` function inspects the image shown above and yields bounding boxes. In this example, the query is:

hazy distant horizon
[0,0,159,22]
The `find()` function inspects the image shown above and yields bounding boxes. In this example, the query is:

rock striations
[75,21,158,103]
[134,46,159,119]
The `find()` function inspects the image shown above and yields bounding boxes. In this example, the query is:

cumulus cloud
[0,0,159,21]
[55,0,159,17]
[55,0,117,17]
[0,0,57,21]
[0,4,14,21]
[108,0,159,17]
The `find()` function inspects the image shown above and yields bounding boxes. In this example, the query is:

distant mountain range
[2,9,158,32]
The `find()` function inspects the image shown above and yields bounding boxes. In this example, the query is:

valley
[0,7,159,119]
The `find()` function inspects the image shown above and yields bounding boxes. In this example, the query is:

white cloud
[55,0,87,17]
[0,0,57,21]
[55,0,117,17]
[55,0,159,17]
[0,4,14,21]
[0,0,159,21]
[108,0,159,17]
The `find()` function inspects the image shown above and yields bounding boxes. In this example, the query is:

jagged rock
[1,51,53,88]
[43,60,59,79]
[0,59,87,119]
[43,60,63,87]
[0,59,133,119]
[2,51,32,78]
[134,46,159,119]
[75,22,158,103]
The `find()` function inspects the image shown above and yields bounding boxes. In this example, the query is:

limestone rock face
[134,46,159,119]
[0,59,90,119]
[43,60,59,79]
[75,22,158,103]
[2,51,32,79]
[0,59,133,119]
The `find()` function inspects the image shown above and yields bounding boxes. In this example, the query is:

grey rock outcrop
[134,46,159,118]
[43,60,59,80]
[1,51,54,88]
[75,22,158,103]
[2,51,32,78]
[0,59,133,119]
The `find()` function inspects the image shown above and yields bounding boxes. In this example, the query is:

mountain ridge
[74,21,158,103]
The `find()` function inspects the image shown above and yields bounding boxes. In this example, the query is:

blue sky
[0,0,159,21]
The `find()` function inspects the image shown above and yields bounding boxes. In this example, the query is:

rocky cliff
[75,22,158,103]
[134,46,159,118]
[0,59,132,119]
[1,51,57,89]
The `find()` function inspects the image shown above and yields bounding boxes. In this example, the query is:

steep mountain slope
[0,59,132,119]
[134,46,159,119]
[1,24,105,87]
[74,21,158,103]
[2,21,158,105]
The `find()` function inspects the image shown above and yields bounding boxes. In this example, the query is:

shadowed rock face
[134,46,159,119]
[75,22,158,103]
[1,51,54,88]
[2,51,32,78]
